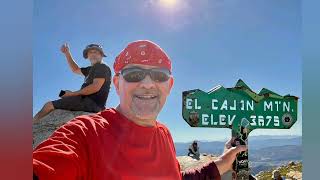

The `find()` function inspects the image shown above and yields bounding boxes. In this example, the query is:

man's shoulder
[66,112,110,130]
[156,121,176,149]
[156,121,172,135]
[64,108,117,130]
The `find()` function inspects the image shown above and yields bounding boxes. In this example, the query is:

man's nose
[139,75,156,89]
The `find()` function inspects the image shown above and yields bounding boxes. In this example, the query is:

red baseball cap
[113,40,172,74]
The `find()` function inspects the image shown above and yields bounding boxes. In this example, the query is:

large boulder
[33,109,93,149]
[177,154,233,180]
[286,170,302,180]
[177,154,218,171]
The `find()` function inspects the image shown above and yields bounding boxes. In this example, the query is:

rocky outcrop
[255,161,302,180]
[286,170,302,180]
[32,109,92,149]
[177,154,218,171]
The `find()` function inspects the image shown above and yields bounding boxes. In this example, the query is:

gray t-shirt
[80,63,111,108]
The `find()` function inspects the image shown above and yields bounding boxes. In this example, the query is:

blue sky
[33,0,301,142]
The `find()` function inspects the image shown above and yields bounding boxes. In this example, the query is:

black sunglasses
[118,67,171,83]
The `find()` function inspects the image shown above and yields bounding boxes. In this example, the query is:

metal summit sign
[182,79,298,180]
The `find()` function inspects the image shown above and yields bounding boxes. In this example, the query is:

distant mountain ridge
[174,135,301,156]
[250,145,301,174]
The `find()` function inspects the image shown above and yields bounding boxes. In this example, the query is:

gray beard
[130,102,160,120]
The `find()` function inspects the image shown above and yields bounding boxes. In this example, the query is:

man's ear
[168,77,174,93]
[113,75,120,95]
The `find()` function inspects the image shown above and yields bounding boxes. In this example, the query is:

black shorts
[52,96,103,113]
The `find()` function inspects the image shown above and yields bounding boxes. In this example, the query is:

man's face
[87,49,103,64]
[113,64,174,121]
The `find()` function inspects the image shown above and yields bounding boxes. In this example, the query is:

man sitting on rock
[33,40,247,180]
[33,43,111,123]
[188,140,200,158]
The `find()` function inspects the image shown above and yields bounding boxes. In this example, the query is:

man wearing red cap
[33,43,111,123]
[33,40,246,180]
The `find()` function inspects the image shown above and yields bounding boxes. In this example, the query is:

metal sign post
[182,79,298,180]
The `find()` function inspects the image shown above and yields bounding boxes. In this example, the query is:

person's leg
[51,96,102,113]
[33,96,102,124]
[33,96,80,124]
[82,97,103,113]
[33,101,54,123]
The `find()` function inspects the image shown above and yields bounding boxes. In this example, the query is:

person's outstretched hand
[60,43,70,54]
[214,137,247,175]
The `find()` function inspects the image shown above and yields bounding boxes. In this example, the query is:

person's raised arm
[61,43,83,76]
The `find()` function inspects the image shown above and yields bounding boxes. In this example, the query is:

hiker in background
[188,140,200,158]
[33,43,112,123]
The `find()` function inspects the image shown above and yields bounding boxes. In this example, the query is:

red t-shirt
[33,108,221,180]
